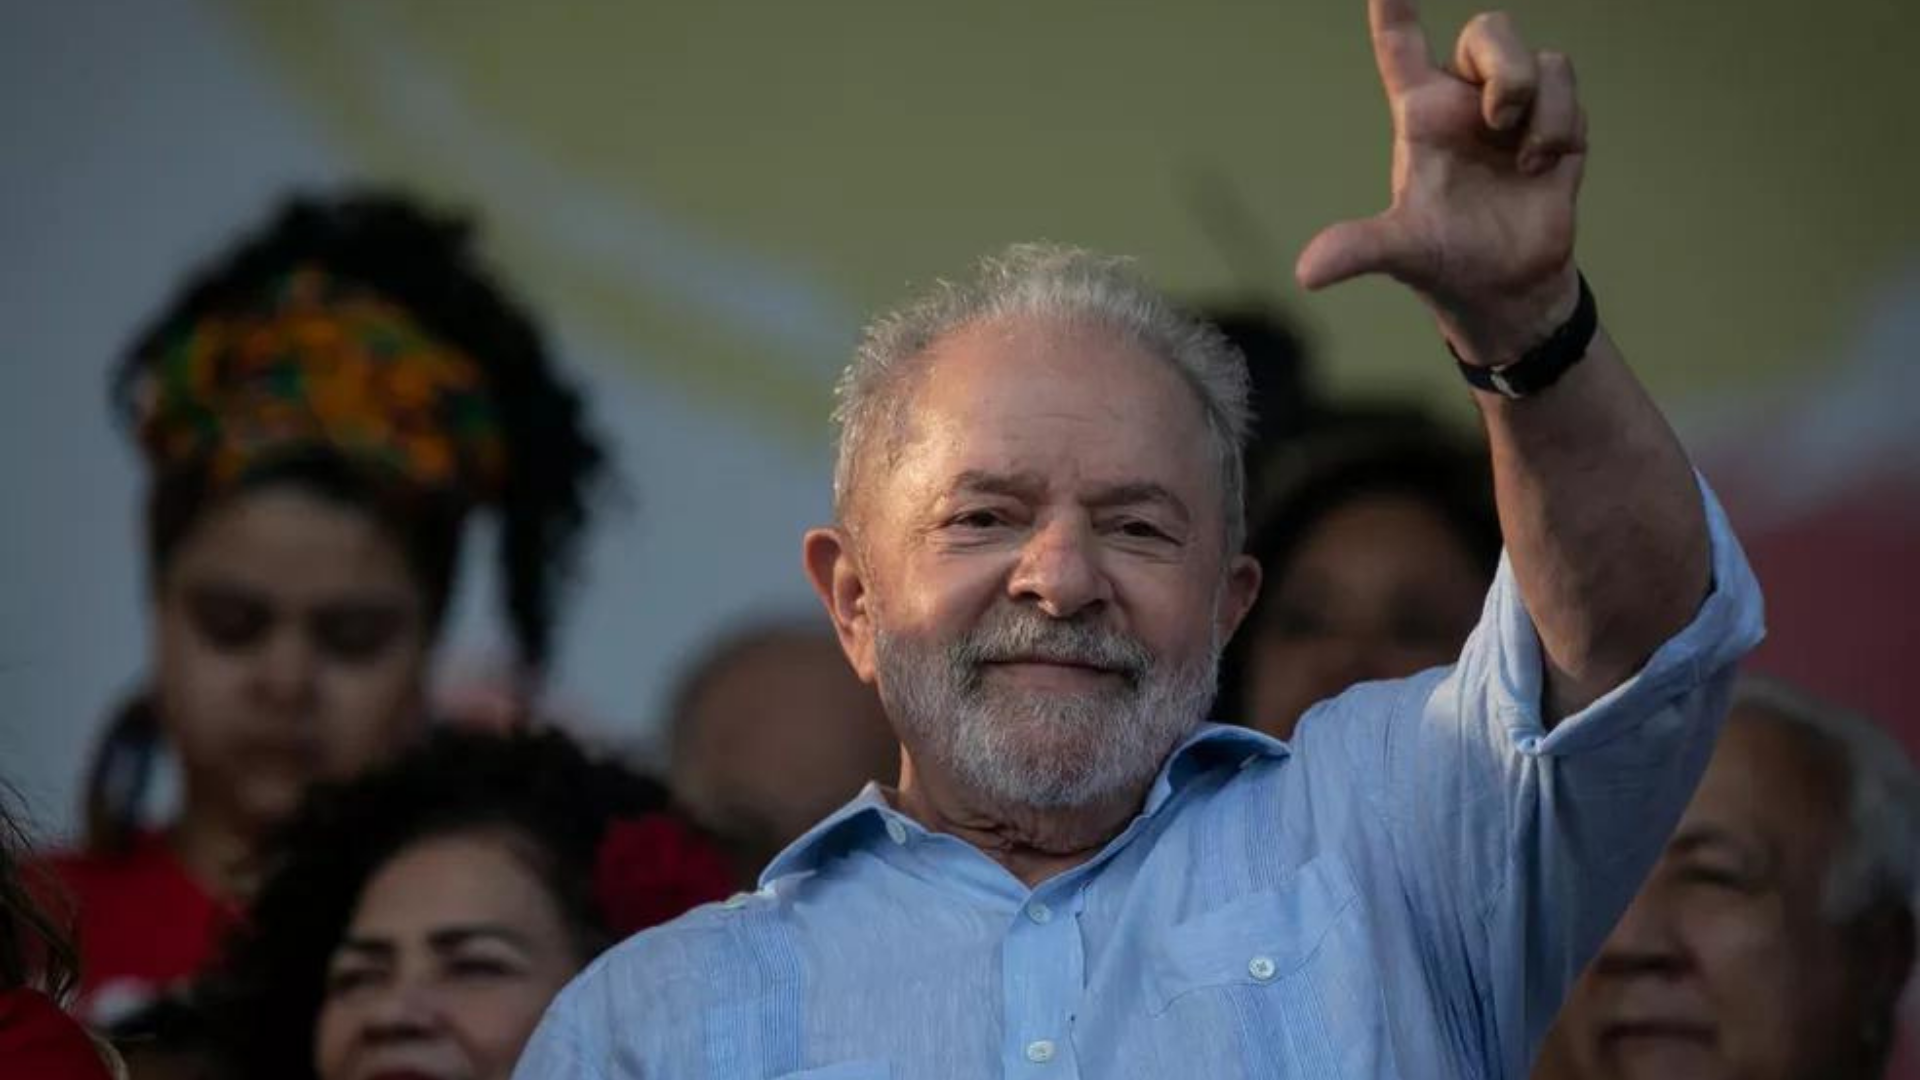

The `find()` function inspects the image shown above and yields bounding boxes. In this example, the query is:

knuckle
[1470,9,1513,33]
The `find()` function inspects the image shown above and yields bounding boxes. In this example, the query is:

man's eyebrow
[1085,481,1192,524]
[945,472,1193,523]
[947,470,1047,500]
[1667,824,1755,857]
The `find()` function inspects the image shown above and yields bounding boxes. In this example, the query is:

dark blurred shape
[1535,677,1920,1080]
[107,995,210,1080]
[668,616,900,885]
[1219,403,1499,738]
[1191,301,1316,497]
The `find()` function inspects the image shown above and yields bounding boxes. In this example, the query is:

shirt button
[1025,1039,1056,1063]
[1248,955,1278,982]
[1026,901,1052,924]
[885,818,909,846]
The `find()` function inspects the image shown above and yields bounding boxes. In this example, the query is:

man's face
[1546,708,1893,1080]
[813,314,1260,811]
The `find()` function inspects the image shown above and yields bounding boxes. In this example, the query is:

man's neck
[891,756,1147,889]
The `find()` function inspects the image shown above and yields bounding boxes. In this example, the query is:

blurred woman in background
[1218,406,1502,739]
[200,727,733,1080]
[38,191,607,1023]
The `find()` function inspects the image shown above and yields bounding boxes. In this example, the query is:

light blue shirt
[518,484,1762,1079]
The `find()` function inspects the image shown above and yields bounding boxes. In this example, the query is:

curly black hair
[1215,404,1502,725]
[198,727,672,1080]
[87,189,609,851]
[115,188,607,669]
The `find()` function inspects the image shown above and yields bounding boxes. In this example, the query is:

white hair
[830,242,1254,551]
[1734,675,1920,926]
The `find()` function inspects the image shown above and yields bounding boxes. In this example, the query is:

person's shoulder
[32,835,167,909]
[1289,669,1451,749]
[565,886,801,1010]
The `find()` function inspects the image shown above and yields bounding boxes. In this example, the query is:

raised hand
[1296,0,1587,366]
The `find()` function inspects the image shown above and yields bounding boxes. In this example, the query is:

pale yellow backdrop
[224,0,1919,440]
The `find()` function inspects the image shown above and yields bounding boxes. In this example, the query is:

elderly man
[1533,679,1920,1080]
[517,0,1764,1075]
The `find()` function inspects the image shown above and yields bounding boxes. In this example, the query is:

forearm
[1474,320,1710,720]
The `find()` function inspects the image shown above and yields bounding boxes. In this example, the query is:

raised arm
[1296,0,1709,720]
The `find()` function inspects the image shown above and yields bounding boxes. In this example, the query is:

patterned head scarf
[130,265,507,501]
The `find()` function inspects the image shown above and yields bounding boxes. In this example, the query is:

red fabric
[592,815,738,937]
[37,831,239,1025]
[0,988,115,1080]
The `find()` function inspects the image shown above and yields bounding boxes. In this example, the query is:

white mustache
[952,608,1151,685]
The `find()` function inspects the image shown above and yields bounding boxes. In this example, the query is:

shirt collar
[760,721,1290,887]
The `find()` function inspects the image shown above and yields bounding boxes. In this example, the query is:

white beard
[875,602,1221,811]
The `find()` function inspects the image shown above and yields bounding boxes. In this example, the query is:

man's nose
[1589,883,1691,978]
[1008,516,1112,619]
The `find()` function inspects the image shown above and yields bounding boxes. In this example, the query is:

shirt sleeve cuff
[1480,470,1766,755]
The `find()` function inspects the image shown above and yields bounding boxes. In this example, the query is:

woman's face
[154,485,431,833]
[314,831,586,1080]
[1241,491,1489,739]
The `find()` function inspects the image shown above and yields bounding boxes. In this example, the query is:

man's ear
[1216,552,1263,646]
[803,526,878,683]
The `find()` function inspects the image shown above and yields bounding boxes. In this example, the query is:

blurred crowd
[1,188,1914,1080]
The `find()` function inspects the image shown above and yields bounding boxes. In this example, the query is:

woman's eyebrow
[427,924,535,952]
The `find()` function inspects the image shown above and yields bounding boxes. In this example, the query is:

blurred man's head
[667,618,899,881]
[1538,678,1920,1080]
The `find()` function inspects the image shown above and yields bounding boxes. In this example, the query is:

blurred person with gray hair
[666,616,900,885]
[516,2,1765,1076]
[1534,678,1920,1080]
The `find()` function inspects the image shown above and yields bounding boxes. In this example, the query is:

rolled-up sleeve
[1302,473,1763,1076]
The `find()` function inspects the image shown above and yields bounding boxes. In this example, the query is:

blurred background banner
[3,0,1915,837]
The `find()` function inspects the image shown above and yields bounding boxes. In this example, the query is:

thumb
[1295,214,1406,291]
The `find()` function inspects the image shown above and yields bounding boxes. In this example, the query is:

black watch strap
[1450,274,1598,400]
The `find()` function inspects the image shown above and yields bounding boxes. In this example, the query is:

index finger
[1370,0,1435,95]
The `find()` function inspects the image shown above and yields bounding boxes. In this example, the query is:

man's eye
[1679,863,1755,892]
[950,510,1005,529]
[1114,519,1170,541]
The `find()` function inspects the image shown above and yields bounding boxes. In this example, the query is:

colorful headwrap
[131,266,507,500]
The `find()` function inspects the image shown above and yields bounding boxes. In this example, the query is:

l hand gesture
[1297,0,1587,366]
